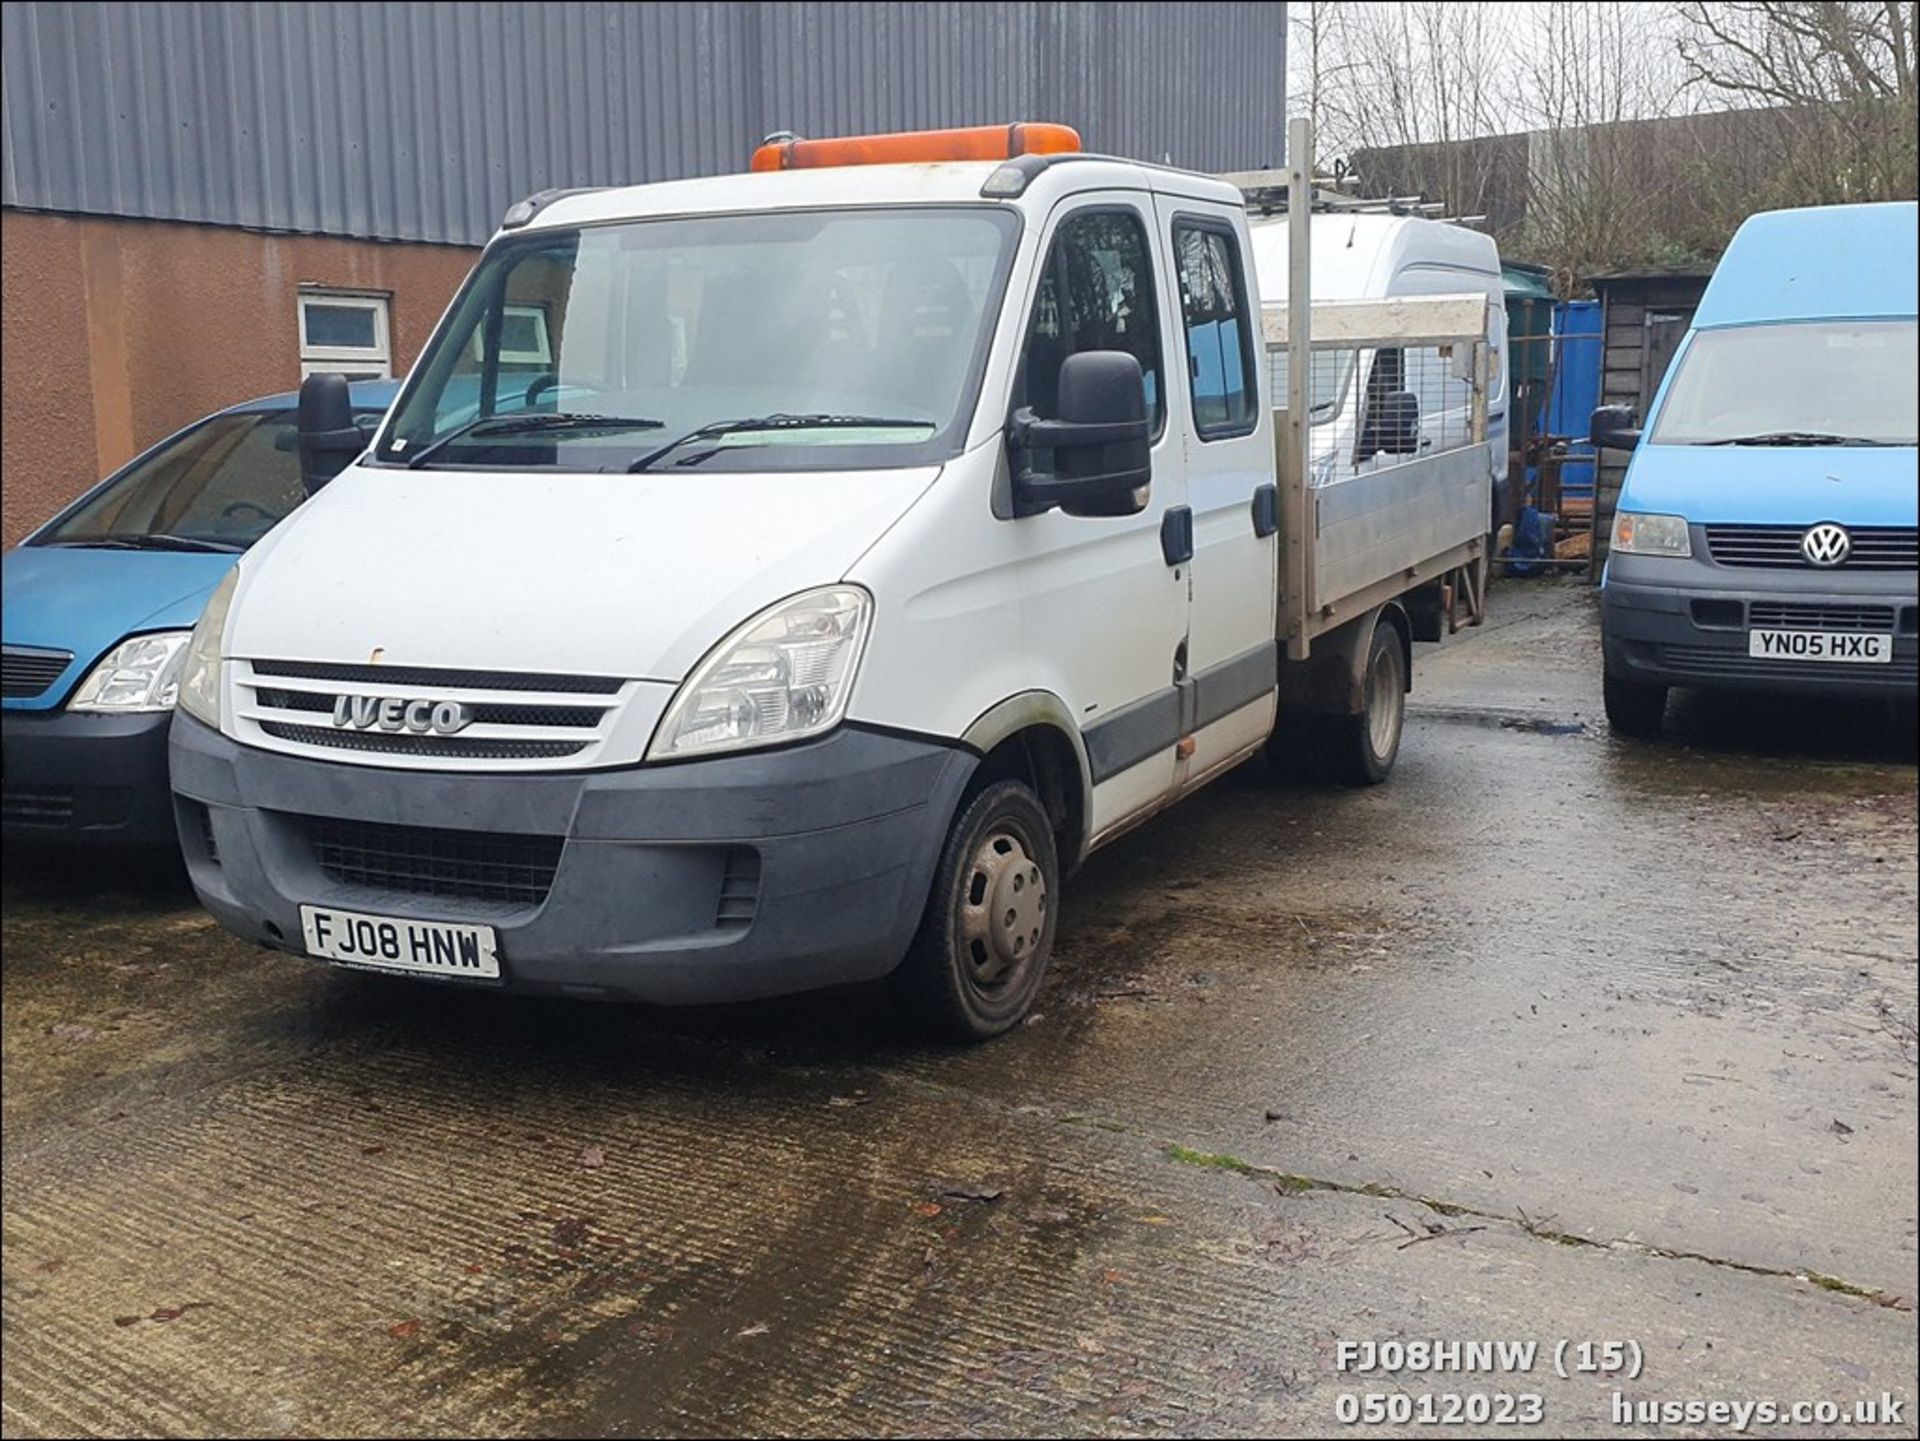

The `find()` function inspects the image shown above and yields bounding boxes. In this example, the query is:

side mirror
[297,373,365,494]
[1590,404,1642,451]
[1364,389,1421,456]
[1009,350,1152,518]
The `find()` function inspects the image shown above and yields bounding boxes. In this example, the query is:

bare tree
[1515,3,1694,280]
[1288,1,1365,162]
[1318,1,1517,217]
[1677,2,1918,201]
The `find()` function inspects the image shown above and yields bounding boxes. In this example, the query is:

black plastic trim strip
[1192,643,1278,731]
[1084,688,1181,784]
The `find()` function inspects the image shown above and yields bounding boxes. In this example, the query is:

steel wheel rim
[956,825,1048,995]
[1366,642,1403,760]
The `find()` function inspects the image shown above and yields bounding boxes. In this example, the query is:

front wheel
[898,779,1060,1043]
[1327,619,1407,785]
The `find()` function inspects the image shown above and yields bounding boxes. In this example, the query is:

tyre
[1603,667,1667,738]
[1327,619,1406,786]
[898,779,1059,1043]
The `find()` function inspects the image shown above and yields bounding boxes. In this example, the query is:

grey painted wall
[2,1,1287,247]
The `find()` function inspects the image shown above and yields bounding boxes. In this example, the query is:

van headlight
[649,586,872,760]
[1612,512,1691,557]
[177,568,239,728]
[68,632,192,712]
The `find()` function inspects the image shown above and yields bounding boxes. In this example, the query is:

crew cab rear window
[1021,209,1164,436]
[1172,222,1257,438]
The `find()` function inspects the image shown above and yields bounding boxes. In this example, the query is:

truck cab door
[1009,198,1189,839]
[1153,201,1278,782]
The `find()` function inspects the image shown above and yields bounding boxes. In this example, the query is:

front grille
[2,785,75,825]
[1662,644,1918,684]
[305,815,565,907]
[258,722,588,760]
[716,848,762,930]
[1747,603,1898,631]
[255,688,607,729]
[1704,525,1919,571]
[250,659,622,694]
[2,647,73,699]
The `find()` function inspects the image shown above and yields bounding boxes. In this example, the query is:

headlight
[177,568,239,728]
[68,632,193,712]
[649,586,872,760]
[1612,511,1691,557]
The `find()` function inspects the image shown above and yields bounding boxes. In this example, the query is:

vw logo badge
[1801,523,1851,567]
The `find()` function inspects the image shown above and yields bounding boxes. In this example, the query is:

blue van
[3,381,397,845]
[1594,202,1918,735]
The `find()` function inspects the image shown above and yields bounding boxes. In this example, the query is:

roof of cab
[1693,201,1918,329]
[526,154,1243,233]
[228,378,402,414]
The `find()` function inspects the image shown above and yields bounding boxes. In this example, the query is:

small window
[470,302,553,367]
[1020,209,1163,435]
[1172,222,1257,438]
[299,290,391,379]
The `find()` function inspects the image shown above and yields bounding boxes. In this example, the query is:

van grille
[1661,644,1918,684]
[254,688,608,729]
[1746,603,1897,632]
[1704,525,1918,570]
[305,815,564,907]
[2,647,72,699]
[249,659,622,693]
[236,659,627,768]
[716,848,762,930]
[258,722,589,760]
[2,785,75,825]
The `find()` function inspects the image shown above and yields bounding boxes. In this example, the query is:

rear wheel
[898,779,1059,1043]
[1603,667,1667,738]
[1327,619,1407,785]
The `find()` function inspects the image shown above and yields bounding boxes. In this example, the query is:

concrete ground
[4,580,1915,1439]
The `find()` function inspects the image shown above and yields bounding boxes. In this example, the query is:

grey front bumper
[170,713,976,1004]
[1601,549,1918,696]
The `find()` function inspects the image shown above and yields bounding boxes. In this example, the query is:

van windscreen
[378,206,1019,473]
[1649,319,1918,447]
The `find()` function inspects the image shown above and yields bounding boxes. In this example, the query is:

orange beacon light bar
[750,122,1081,172]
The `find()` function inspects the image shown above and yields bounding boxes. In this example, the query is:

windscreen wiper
[625,413,934,473]
[1704,431,1895,447]
[41,534,243,553]
[403,412,665,470]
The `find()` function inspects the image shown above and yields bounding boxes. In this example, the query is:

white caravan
[169,122,1496,1040]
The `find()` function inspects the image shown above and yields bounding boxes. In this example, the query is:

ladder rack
[1217,169,1487,228]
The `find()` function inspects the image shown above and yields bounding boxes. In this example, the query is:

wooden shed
[1586,266,1715,573]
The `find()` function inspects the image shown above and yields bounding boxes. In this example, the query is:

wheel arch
[960,692,1092,872]
[1277,601,1413,716]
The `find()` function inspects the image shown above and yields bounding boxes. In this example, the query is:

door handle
[1251,484,1278,538]
[1160,506,1194,566]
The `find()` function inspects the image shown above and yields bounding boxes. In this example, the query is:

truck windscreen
[1650,318,1918,447]
[377,206,1020,472]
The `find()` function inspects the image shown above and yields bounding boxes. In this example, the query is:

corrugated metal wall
[1,1,1286,248]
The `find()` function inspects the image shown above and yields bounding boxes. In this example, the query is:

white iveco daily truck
[170,120,1497,1040]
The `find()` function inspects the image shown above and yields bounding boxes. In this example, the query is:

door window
[1020,210,1163,435]
[1172,223,1257,438]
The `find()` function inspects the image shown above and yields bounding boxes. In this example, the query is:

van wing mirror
[1589,404,1642,451]
[1009,350,1152,518]
[297,373,365,495]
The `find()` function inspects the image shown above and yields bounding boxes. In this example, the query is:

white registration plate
[1747,629,1892,664]
[299,905,500,979]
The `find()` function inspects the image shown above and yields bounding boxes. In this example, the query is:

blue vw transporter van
[1593,202,1917,736]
